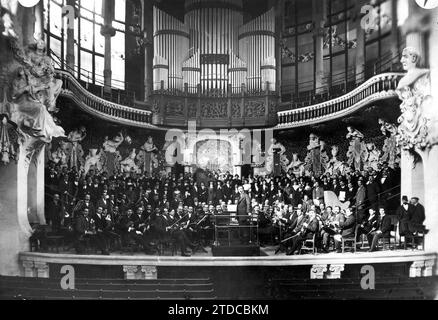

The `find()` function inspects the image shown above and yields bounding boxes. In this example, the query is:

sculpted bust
[396,47,436,150]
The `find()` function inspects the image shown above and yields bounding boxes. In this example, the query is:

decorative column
[65,0,76,71]
[36,146,46,225]
[141,266,157,280]
[0,23,65,276]
[143,0,153,102]
[312,0,326,93]
[354,0,367,84]
[33,0,44,41]
[326,264,345,279]
[389,0,399,60]
[34,261,49,278]
[101,0,116,93]
[310,264,327,279]
[22,260,35,278]
[396,7,438,265]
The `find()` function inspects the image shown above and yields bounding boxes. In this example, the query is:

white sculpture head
[401,47,421,71]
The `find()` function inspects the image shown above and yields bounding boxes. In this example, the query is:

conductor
[237,185,251,244]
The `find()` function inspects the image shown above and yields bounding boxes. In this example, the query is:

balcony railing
[277,72,403,128]
[57,70,155,129]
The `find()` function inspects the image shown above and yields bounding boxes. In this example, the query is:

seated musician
[356,208,378,244]
[92,206,110,255]
[275,207,305,254]
[368,207,392,252]
[333,208,356,253]
[320,206,339,253]
[165,209,195,257]
[286,210,319,255]
[74,208,97,254]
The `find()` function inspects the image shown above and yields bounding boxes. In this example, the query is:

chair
[46,235,65,253]
[404,228,426,251]
[299,234,316,255]
[341,226,358,253]
[379,216,398,250]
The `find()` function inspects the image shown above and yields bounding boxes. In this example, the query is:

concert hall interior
[1,0,438,300]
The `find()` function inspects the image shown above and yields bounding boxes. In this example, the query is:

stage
[18,249,437,281]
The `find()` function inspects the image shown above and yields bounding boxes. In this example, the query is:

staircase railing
[57,70,155,129]
[277,72,403,129]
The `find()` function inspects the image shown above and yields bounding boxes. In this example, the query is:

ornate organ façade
[153,0,276,95]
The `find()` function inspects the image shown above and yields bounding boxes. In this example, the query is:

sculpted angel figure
[286,153,305,177]
[346,126,367,171]
[266,138,287,173]
[83,148,103,175]
[10,66,64,142]
[120,149,140,173]
[138,136,158,175]
[67,126,86,170]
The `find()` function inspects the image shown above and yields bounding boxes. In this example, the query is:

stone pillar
[312,0,326,93]
[421,147,438,254]
[354,0,367,83]
[36,146,46,225]
[33,0,44,42]
[389,0,399,60]
[400,150,414,200]
[101,0,116,93]
[66,0,76,71]
[0,139,35,276]
[143,0,153,102]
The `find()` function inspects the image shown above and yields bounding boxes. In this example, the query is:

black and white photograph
[1,0,438,306]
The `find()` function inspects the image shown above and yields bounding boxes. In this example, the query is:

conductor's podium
[211,210,260,257]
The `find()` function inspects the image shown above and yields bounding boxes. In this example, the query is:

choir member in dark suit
[46,193,65,233]
[409,197,426,233]
[396,196,414,236]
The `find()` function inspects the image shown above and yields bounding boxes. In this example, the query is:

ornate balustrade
[55,69,403,130]
[56,70,156,129]
[277,73,403,129]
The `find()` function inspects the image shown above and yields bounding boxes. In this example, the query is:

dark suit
[237,192,251,242]
[334,214,356,250]
[46,200,65,232]
[409,203,425,233]
[368,214,392,251]
[396,203,414,236]
[287,216,319,255]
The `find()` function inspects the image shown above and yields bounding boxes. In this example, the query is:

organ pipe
[153,1,276,94]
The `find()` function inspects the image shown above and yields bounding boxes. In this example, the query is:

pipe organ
[153,0,276,95]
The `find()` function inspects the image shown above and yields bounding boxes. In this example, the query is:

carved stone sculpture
[83,148,103,175]
[346,126,367,171]
[325,146,345,175]
[379,118,400,168]
[304,133,329,177]
[120,148,140,173]
[363,142,381,172]
[67,127,86,170]
[396,47,437,150]
[286,153,305,177]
